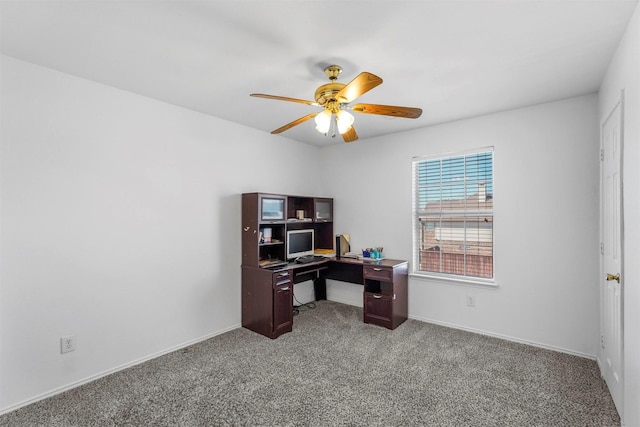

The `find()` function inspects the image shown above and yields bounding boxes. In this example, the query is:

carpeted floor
[0,301,620,426]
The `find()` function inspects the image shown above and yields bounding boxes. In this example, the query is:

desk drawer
[364,292,392,328]
[273,270,291,288]
[363,265,393,281]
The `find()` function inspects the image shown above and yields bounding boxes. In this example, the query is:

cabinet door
[273,285,293,336]
[314,198,333,222]
[242,266,275,338]
[260,194,286,223]
[364,292,392,327]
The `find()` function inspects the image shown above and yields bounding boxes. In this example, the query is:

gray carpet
[0,301,620,426]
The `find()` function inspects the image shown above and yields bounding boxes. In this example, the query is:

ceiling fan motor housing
[315,83,346,108]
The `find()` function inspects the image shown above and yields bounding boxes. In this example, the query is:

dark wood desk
[241,257,408,338]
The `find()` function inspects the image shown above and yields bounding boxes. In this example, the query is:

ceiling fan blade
[271,112,319,134]
[251,93,318,106]
[342,126,358,143]
[335,72,383,103]
[351,103,422,119]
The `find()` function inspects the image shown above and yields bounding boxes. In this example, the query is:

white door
[601,98,623,415]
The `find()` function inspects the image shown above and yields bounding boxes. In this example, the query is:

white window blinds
[412,148,494,280]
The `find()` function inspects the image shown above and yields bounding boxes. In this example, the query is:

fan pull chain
[331,114,337,138]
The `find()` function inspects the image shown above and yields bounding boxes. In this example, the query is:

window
[412,148,494,280]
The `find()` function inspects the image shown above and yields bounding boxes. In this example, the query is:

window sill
[410,272,498,288]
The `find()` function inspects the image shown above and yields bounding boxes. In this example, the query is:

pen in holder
[362,247,383,259]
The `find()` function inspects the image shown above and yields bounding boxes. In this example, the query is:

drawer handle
[276,280,291,286]
[278,286,290,291]
[373,294,382,299]
[373,268,382,271]
[279,272,289,277]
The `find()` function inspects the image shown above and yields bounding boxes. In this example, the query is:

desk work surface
[278,256,408,270]
[328,257,408,268]
[271,256,409,288]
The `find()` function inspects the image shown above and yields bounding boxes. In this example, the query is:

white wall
[599,3,640,426]
[320,94,601,358]
[0,56,322,412]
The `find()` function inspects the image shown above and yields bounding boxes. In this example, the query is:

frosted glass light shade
[336,110,354,134]
[315,110,332,134]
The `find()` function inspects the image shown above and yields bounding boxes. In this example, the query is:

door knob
[606,273,620,283]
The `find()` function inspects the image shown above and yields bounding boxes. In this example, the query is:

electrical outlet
[60,335,76,354]
[466,295,476,307]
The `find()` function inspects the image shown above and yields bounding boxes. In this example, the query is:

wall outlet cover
[60,335,76,354]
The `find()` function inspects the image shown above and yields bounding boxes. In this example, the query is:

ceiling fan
[250,65,422,143]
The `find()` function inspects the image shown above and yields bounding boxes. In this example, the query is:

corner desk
[241,257,408,339]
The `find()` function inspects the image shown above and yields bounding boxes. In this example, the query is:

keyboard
[295,255,327,264]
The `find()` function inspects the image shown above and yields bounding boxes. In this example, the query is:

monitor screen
[286,229,314,260]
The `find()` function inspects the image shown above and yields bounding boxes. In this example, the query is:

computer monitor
[286,229,314,260]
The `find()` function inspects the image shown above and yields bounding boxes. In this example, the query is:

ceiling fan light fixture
[314,109,332,134]
[336,110,354,134]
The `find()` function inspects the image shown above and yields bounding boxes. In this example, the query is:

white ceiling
[1,0,637,146]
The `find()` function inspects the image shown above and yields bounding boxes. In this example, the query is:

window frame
[411,147,496,286]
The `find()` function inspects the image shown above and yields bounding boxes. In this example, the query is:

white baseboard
[0,323,241,416]
[323,299,595,360]
[408,314,596,360]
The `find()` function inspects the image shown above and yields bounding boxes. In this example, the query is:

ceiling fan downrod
[324,65,342,81]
